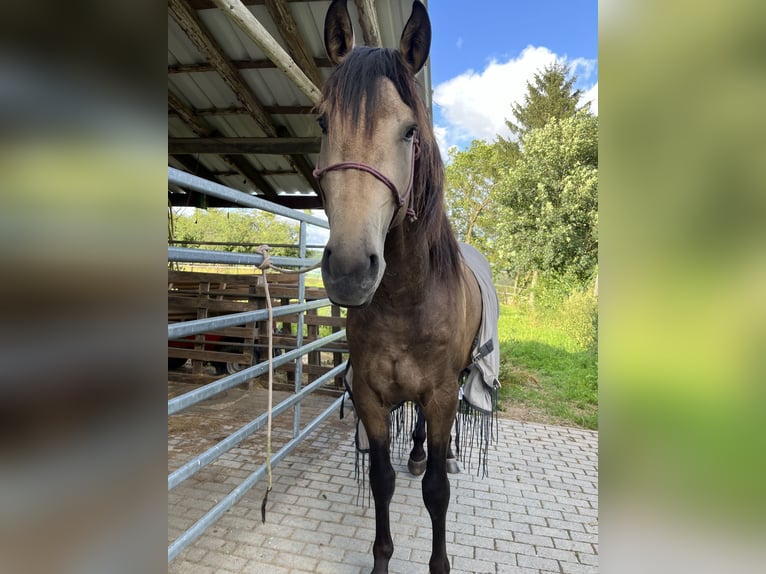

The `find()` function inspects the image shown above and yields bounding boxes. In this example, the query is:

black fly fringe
[351,402,418,506]
[389,401,417,461]
[354,447,370,507]
[353,417,370,507]
[454,386,499,478]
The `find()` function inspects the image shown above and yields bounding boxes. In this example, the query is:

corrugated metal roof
[168,0,432,210]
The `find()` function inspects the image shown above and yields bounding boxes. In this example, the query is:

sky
[426,0,598,155]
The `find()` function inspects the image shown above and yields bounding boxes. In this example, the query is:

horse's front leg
[422,401,458,574]
[367,430,395,574]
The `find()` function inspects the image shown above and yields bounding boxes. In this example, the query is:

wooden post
[193,281,211,375]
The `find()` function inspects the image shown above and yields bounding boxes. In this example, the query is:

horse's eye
[317,114,328,134]
[404,125,417,141]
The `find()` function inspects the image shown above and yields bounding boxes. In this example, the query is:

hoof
[408,456,427,476]
[446,457,460,474]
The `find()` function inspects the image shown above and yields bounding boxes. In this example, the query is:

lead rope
[254,245,321,523]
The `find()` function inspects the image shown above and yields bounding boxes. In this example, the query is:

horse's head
[315,0,431,307]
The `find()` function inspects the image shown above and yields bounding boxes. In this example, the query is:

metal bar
[169,167,328,227]
[168,246,318,268]
[169,240,327,250]
[168,361,347,490]
[293,221,308,437]
[168,298,330,339]
[168,330,346,415]
[167,392,345,563]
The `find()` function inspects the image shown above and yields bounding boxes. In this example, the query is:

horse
[314,1,487,572]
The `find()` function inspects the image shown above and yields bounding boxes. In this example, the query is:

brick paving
[169,391,598,574]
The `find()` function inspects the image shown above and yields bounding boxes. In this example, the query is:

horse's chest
[347,313,460,394]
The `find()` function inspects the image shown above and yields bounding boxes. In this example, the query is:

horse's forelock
[322,47,418,134]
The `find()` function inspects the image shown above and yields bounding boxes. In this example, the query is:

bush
[523,271,598,352]
[557,288,598,351]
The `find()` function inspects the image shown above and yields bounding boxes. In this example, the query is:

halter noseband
[312,137,420,224]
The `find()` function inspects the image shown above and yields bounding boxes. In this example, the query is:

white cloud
[433,46,597,153]
[432,124,448,156]
[456,37,463,50]
[582,82,598,116]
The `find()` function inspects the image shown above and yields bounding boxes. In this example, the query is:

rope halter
[313,136,420,224]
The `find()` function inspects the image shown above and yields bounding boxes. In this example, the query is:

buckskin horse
[314,1,491,572]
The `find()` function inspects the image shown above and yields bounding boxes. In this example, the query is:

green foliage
[444,140,513,273]
[497,112,598,281]
[558,287,598,351]
[171,208,299,257]
[505,62,587,138]
[444,62,597,282]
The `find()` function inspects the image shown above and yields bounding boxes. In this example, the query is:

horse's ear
[324,0,355,65]
[399,1,431,74]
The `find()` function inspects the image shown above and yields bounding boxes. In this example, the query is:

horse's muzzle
[321,248,383,307]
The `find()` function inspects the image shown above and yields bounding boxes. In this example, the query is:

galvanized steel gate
[167,167,347,562]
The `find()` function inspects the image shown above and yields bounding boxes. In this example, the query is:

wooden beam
[264,0,323,87]
[210,0,322,104]
[352,0,382,47]
[168,58,332,74]
[169,0,277,137]
[168,190,323,210]
[170,105,314,117]
[168,92,210,137]
[169,137,321,155]
[168,91,280,199]
[274,124,321,194]
[224,155,279,200]
[276,195,323,210]
[171,154,224,184]
[187,0,326,11]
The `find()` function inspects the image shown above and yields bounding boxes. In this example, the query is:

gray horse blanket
[458,242,501,414]
[342,242,500,478]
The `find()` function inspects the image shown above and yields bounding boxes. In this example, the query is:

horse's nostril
[369,254,379,271]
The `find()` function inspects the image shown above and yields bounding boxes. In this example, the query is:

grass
[497,302,598,430]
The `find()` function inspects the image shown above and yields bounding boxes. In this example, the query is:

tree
[505,62,587,139]
[171,208,299,257]
[497,111,598,281]
[444,140,512,272]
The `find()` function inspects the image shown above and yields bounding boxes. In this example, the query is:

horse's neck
[377,225,434,304]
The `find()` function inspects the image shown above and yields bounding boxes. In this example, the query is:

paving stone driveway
[169,406,598,574]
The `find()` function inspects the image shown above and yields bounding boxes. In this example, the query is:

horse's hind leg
[408,406,427,476]
[446,435,460,474]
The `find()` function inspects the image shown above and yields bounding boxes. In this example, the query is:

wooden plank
[168,348,246,363]
[169,270,260,283]
[168,58,331,74]
[168,136,321,155]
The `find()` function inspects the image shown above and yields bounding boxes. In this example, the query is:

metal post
[293,221,307,437]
